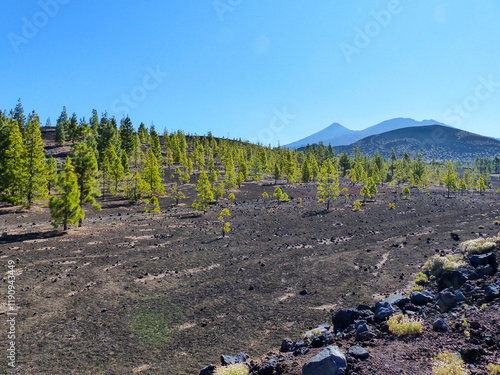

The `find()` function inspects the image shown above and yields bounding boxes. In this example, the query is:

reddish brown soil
[1,173,500,374]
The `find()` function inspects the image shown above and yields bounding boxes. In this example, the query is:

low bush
[423,255,466,278]
[215,363,249,375]
[432,351,470,375]
[387,314,423,336]
[458,236,498,255]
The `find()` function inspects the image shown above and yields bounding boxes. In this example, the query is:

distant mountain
[333,125,500,162]
[285,122,355,149]
[287,118,446,149]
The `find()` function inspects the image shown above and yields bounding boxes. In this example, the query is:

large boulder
[220,352,248,366]
[348,346,370,360]
[437,288,457,313]
[302,345,347,375]
[332,308,359,333]
[374,301,394,320]
[410,290,434,305]
[469,252,497,269]
[383,294,410,308]
[438,270,467,291]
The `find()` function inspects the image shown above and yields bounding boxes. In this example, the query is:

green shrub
[262,192,269,198]
[387,314,423,336]
[478,225,485,229]
[458,236,498,255]
[487,363,500,375]
[414,272,429,285]
[432,351,470,375]
[215,363,249,375]
[423,255,466,278]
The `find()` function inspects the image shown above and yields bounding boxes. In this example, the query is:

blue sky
[1,1,500,146]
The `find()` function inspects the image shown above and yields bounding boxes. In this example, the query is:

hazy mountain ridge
[287,118,446,149]
[333,125,500,162]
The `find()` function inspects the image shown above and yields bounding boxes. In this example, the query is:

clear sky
[1,1,500,146]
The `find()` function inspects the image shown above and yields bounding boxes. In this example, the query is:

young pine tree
[49,157,84,230]
[143,149,165,195]
[104,144,124,194]
[46,156,58,195]
[192,169,214,213]
[316,164,340,210]
[124,171,150,201]
[24,111,48,208]
[73,143,101,226]
[4,121,27,205]
[218,208,231,238]
[170,183,185,206]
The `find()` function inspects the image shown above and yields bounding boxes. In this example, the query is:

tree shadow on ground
[0,230,65,245]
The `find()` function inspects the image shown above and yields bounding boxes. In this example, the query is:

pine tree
[170,183,185,205]
[68,112,78,143]
[476,176,487,195]
[57,106,69,132]
[316,164,340,210]
[338,151,351,177]
[13,99,26,133]
[4,122,27,204]
[104,144,124,194]
[301,160,311,183]
[132,133,142,168]
[124,171,151,201]
[73,143,101,226]
[458,178,467,195]
[24,111,48,207]
[273,163,281,185]
[49,157,84,230]
[46,156,57,195]
[192,170,214,213]
[218,208,231,238]
[273,186,289,206]
[142,149,165,195]
[121,152,130,176]
[150,128,162,164]
[119,116,135,156]
[90,109,100,135]
[55,119,65,145]
[138,122,148,144]
[443,161,458,198]
[402,186,411,199]
[224,156,237,189]
[144,196,161,216]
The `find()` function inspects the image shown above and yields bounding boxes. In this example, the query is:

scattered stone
[280,338,293,352]
[383,294,410,308]
[469,252,497,269]
[293,347,310,356]
[485,284,500,298]
[410,290,434,305]
[437,288,457,313]
[302,345,346,375]
[374,301,394,320]
[450,232,460,241]
[460,347,484,363]
[348,346,370,360]
[432,318,450,332]
[220,352,247,366]
[438,270,467,292]
[199,364,215,375]
[332,308,359,333]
